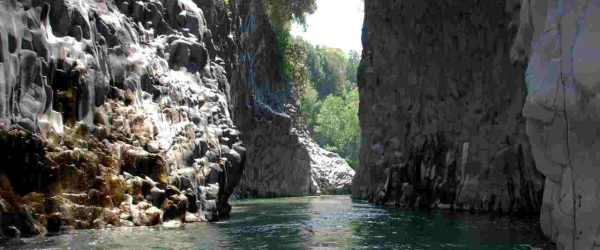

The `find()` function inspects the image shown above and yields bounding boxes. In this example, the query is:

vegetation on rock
[283,38,361,168]
[260,0,360,168]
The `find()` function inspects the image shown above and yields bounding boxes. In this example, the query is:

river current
[4,195,553,249]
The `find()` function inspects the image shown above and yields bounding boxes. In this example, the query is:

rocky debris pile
[352,0,544,214]
[513,0,600,248]
[233,120,355,197]
[0,0,244,237]
[304,137,355,195]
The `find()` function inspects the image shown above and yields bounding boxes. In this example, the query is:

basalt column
[352,0,544,214]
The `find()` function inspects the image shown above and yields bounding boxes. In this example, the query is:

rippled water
[4,195,553,249]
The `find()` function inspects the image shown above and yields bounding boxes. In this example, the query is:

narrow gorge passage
[0,0,599,249]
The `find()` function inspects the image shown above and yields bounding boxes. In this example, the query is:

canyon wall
[514,0,600,249]
[355,0,600,249]
[0,0,246,236]
[0,0,354,237]
[352,0,544,214]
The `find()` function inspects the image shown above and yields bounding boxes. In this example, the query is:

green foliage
[263,0,316,96]
[283,37,362,168]
[223,0,232,17]
[311,47,347,97]
[260,1,362,168]
[299,81,320,130]
[263,0,316,32]
[345,50,360,86]
[314,88,361,168]
[280,33,311,90]
[303,43,359,98]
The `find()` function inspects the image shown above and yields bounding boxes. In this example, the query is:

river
[4,195,553,249]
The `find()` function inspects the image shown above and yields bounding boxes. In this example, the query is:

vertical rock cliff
[514,0,600,249]
[0,0,246,236]
[355,0,600,248]
[0,0,355,237]
[352,0,545,214]
[229,0,354,197]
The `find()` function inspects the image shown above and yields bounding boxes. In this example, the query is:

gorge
[352,0,600,249]
[0,0,598,249]
[0,0,353,238]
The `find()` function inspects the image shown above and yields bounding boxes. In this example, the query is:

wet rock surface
[352,0,544,215]
[0,0,246,237]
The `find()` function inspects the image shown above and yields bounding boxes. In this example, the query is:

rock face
[352,0,545,214]
[230,0,355,197]
[513,0,600,249]
[0,0,355,237]
[0,0,246,236]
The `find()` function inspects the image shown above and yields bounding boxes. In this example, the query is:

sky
[291,0,364,53]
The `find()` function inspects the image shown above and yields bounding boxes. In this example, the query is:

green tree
[263,0,317,32]
[299,81,320,130]
[314,88,361,168]
[345,50,360,87]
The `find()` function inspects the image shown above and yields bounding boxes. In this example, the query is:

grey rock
[514,0,600,248]
[150,187,166,208]
[351,0,543,216]
[4,225,20,238]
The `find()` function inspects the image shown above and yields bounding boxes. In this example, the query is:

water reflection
[4,195,553,249]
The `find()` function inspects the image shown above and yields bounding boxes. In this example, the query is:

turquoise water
[5,195,553,249]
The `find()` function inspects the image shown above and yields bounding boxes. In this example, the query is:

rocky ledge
[0,0,245,237]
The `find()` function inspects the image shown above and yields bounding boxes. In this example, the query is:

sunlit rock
[0,0,246,236]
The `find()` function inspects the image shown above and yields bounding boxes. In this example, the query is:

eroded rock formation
[0,0,356,237]
[0,0,246,236]
[352,0,544,214]
[513,0,600,249]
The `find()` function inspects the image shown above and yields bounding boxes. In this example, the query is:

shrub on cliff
[263,0,317,32]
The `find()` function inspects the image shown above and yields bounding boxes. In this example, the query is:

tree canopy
[284,37,361,168]
[263,2,362,168]
[314,88,360,167]
[263,0,317,31]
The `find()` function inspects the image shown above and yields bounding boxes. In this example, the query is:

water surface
[5,195,553,249]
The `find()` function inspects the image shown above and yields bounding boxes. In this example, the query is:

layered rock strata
[513,0,600,249]
[0,0,245,236]
[352,0,544,214]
